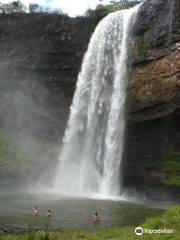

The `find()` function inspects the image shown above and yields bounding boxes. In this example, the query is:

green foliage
[85,0,142,20]
[162,176,180,187]
[110,0,143,9]
[85,4,120,23]
[0,206,179,240]
[12,1,26,11]
[165,151,180,169]
[27,233,36,240]
[29,4,41,13]
[86,4,120,18]
[28,2,63,14]
[160,150,180,187]
[0,1,26,14]
[143,206,180,231]
[0,1,63,14]
[37,231,50,240]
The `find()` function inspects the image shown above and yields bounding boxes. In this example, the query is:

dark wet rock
[123,0,180,200]
[122,112,180,201]
[0,13,95,140]
[127,0,180,123]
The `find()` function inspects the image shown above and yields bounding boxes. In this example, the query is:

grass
[165,151,180,169]
[162,176,180,187]
[160,150,180,188]
[0,206,180,240]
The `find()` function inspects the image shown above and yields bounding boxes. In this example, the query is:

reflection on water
[0,192,170,230]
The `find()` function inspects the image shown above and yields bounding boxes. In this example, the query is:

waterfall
[53,6,140,198]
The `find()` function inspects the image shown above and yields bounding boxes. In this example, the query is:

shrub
[85,1,143,23]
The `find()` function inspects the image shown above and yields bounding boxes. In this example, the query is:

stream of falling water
[53,5,140,198]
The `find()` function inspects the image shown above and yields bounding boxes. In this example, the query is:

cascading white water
[54,6,140,198]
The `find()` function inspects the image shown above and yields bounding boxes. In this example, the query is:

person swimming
[92,212,100,224]
[32,206,38,216]
[47,209,51,217]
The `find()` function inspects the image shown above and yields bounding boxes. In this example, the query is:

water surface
[0,192,169,230]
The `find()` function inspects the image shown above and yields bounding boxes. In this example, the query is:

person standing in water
[32,206,38,216]
[47,210,51,217]
[92,212,100,224]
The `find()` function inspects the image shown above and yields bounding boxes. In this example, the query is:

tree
[110,0,142,8]
[0,1,63,14]
[0,1,26,14]
[29,3,41,13]
[85,0,143,21]
[11,1,26,12]
[28,3,63,14]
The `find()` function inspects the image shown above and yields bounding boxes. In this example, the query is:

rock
[122,0,180,200]
[0,13,95,140]
[127,0,180,123]
[122,112,180,201]
[127,43,180,122]
[0,1,179,137]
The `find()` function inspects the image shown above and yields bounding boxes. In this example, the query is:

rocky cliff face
[0,1,179,138]
[127,0,180,122]
[122,113,180,201]
[0,13,94,186]
[0,13,94,140]
[123,0,180,200]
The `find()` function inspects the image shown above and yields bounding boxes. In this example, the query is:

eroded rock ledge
[127,0,180,123]
[128,42,180,122]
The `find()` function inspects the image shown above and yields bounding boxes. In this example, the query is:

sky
[1,0,112,17]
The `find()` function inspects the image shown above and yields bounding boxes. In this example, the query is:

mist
[0,34,69,190]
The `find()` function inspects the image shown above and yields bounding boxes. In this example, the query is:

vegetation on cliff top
[85,0,142,20]
[0,0,142,16]
[0,206,179,240]
[0,1,63,14]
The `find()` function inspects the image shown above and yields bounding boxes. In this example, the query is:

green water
[0,192,168,230]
